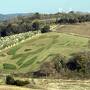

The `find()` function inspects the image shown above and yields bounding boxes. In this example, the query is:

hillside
[0,32,89,74]
[56,22,90,37]
[0,13,33,21]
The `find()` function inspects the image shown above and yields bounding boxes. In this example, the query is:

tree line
[0,12,90,37]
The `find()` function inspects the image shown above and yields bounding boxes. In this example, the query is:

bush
[41,25,50,33]
[40,61,55,76]
[14,80,29,86]
[66,58,81,71]
[6,75,15,85]
[32,61,55,78]
[52,54,66,73]
[5,75,29,86]
[32,21,40,31]
[32,54,66,77]
[67,51,90,73]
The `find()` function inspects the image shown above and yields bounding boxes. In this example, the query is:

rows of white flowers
[0,31,37,51]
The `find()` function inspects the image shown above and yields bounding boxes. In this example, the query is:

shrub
[14,80,29,86]
[40,61,55,76]
[32,21,40,31]
[5,75,29,86]
[24,49,32,52]
[53,54,66,73]
[32,61,55,78]
[6,75,15,85]
[0,53,6,57]
[32,54,66,77]
[66,58,81,71]
[41,25,50,33]
[67,51,90,73]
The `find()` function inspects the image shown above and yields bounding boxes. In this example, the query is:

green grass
[3,63,16,70]
[0,32,89,73]
[20,56,37,68]
[16,54,30,66]
[7,46,21,55]
[11,54,23,60]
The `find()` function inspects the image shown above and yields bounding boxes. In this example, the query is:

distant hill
[0,13,33,21]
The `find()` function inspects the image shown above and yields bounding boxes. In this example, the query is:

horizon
[0,11,90,15]
[0,0,90,14]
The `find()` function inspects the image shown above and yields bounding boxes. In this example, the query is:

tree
[32,21,40,31]
[34,12,40,19]
[30,12,41,20]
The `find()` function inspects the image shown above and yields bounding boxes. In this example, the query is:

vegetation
[0,31,35,50]
[6,75,29,86]
[32,51,90,79]
[0,12,90,37]
[32,21,40,31]
[33,54,66,78]
[1,11,90,89]
[3,63,16,70]
[56,22,90,37]
[67,51,90,73]
[53,54,66,73]
[0,31,89,75]
[41,25,50,33]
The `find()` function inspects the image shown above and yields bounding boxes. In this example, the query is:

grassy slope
[0,23,90,90]
[0,31,89,73]
[56,22,90,37]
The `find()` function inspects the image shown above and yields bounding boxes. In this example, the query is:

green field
[0,31,89,73]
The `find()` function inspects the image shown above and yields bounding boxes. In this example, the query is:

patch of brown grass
[56,22,90,37]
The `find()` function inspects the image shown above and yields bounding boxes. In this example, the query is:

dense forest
[0,11,90,37]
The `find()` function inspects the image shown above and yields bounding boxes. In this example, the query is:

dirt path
[30,79,90,90]
[1,79,90,90]
[0,85,31,90]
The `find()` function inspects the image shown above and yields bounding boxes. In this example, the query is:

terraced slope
[0,32,89,73]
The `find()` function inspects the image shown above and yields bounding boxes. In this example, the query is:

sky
[0,0,90,14]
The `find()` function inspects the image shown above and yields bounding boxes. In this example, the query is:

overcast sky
[0,0,90,14]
